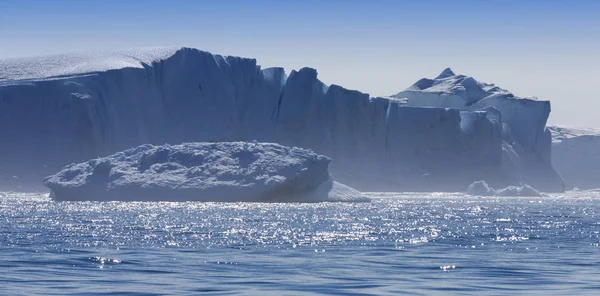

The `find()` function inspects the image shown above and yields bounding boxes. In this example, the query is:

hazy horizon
[2,0,599,127]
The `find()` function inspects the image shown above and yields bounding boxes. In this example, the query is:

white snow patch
[393,68,523,108]
[0,47,178,84]
[548,125,600,144]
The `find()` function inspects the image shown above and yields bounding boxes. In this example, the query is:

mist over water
[2,191,600,295]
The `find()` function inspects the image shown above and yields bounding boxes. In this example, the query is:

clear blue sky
[1,0,599,126]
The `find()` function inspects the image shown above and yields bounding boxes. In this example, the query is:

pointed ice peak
[394,67,517,105]
[435,68,456,79]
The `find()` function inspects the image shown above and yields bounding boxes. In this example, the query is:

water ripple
[1,191,600,294]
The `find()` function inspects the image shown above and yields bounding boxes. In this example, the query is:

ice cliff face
[549,126,600,190]
[0,48,562,192]
[394,68,563,192]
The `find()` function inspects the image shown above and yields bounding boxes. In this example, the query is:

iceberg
[0,48,563,192]
[43,142,370,202]
[466,180,542,197]
[549,125,600,190]
[466,180,496,196]
[495,184,542,197]
[394,68,564,192]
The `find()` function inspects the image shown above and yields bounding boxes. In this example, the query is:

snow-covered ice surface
[466,180,542,197]
[549,125,600,190]
[393,68,537,107]
[549,125,600,144]
[43,142,369,202]
[0,48,562,192]
[0,47,178,85]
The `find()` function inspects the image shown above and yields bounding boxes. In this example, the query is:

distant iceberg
[466,180,542,197]
[43,142,370,202]
[548,125,600,190]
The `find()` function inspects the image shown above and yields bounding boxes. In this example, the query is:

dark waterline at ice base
[2,191,600,295]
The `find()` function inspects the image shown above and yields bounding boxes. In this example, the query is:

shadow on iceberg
[43,142,369,202]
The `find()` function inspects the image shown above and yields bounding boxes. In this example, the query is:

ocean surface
[2,191,600,295]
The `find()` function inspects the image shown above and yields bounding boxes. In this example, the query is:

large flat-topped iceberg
[0,48,563,192]
[549,125,600,189]
[44,142,369,202]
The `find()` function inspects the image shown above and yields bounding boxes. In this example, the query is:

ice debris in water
[466,180,542,197]
[44,142,369,202]
[466,180,496,196]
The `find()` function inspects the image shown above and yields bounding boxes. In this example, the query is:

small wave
[89,256,121,266]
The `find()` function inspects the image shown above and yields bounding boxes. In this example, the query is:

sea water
[1,191,600,295]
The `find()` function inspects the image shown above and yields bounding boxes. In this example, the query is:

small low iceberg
[466,180,542,197]
[44,142,370,202]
